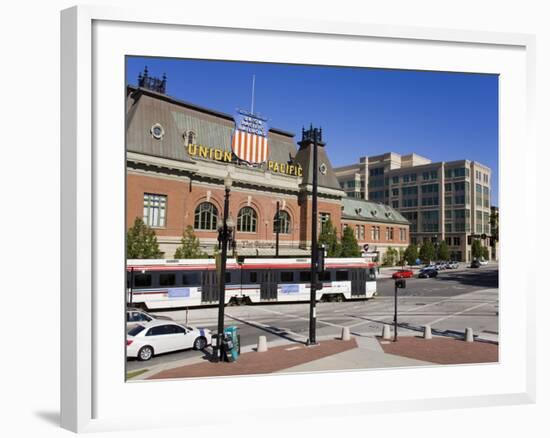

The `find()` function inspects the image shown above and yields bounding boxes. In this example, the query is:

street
[126,265,498,372]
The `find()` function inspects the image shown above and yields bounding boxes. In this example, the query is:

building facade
[126,73,409,260]
[334,153,493,262]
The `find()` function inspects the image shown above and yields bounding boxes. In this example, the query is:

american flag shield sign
[232,111,269,164]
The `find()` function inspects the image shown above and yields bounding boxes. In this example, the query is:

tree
[126,217,163,259]
[419,240,436,264]
[318,218,341,257]
[482,246,489,260]
[174,225,208,259]
[340,226,361,257]
[382,246,399,266]
[404,244,418,266]
[437,240,450,261]
[471,239,483,259]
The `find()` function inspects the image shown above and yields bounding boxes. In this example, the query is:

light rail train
[127,258,378,310]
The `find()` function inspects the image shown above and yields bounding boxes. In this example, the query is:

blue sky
[127,57,499,205]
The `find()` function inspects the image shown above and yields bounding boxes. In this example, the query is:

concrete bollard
[382,324,392,340]
[465,327,474,342]
[341,326,351,341]
[257,335,268,352]
[423,325,432,340]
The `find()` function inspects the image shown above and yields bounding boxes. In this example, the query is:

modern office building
[126,69,409,259]
[334,153,493,262]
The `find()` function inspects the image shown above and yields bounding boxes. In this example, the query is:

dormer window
[183,130,197,145]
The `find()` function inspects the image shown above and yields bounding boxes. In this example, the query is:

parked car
[127,320,212,361]
[479,259,489,265]
[126,308,173,325]
[447,261,459,269]
[470,259,481,268]
[418,267,438,278]
[434,262,447,270]
[392,269,414,279]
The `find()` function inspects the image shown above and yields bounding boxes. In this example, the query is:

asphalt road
[126,266,499,373]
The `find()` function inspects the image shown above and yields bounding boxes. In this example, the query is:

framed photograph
[61,5,536,433]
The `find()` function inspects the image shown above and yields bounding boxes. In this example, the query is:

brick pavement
[377,336,498,364]
[148,338,358,379]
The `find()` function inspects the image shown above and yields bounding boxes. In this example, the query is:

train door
[260,270,278,301]
[201,270,219,303]
[350,268,367,296]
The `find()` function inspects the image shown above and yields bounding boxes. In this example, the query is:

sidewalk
[138,332,498,380]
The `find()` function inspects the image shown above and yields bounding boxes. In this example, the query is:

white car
[479,259,489,265]
[127,320,212,361]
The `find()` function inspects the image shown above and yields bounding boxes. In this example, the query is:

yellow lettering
[297,166,303,177]
[198,146,209,158]
[224,151,232,162]
[188,144,197,156]
[268,161,275,171]
[273,162,279,173]
[280,163,286,174]
[209,148,214,160]
[289,165,295,175]
[214,149,223,160]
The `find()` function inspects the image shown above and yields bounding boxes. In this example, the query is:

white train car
[127,257,377,310]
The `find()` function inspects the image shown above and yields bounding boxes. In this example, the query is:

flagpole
[251,74,255,114]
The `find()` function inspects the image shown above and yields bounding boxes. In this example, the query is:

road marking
[427,302,490,326]
[253,306,345,329]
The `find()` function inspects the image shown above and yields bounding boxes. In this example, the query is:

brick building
[126,71,409,259]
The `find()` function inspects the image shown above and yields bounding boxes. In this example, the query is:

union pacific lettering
[187,144,302,177]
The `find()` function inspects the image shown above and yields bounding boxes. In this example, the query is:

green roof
[341,198,409,224]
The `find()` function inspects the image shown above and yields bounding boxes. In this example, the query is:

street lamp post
[215,171,233,362]
[308,127,320,346]
[275,201,280,258]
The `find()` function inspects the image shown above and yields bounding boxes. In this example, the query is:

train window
[280,271,294,282]
[336,271,349,281]
[319,271,331,281]
[134,274,152,287]
[159,273,176,286]
[181,272,200,285]
[367,268,377,281]
[299,271,311,282]
[249,272,258,283]
[225,272,232,283]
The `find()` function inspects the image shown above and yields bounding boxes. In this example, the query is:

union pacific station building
[126,70,410,259]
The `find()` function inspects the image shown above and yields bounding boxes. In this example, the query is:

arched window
[187,130,196,145]
[194,202,218,230]
[273,210,291,234]
[237,207,257,233]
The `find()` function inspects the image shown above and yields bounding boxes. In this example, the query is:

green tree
[318,218,341,257]
[126,217,162,259]
[419,240,436,264]
[437,240,450,261]
[471,239,483,259]
[404,244,418,266]
[174,225,208,259]
[482,246,489,260]
[382,246,399,266]
[340,226,361,257]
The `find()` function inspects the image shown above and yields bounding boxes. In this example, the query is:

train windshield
[367,268,376,281]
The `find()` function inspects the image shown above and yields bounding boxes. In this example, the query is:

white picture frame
[61,5,536,433]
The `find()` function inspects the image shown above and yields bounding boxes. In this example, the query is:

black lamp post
[275,201,280,258]
[308,127,321,346]
[215,171,234,362]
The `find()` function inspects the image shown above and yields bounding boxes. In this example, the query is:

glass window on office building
[143,193,167,228]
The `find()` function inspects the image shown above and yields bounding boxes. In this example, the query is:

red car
[392,269,414,279]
